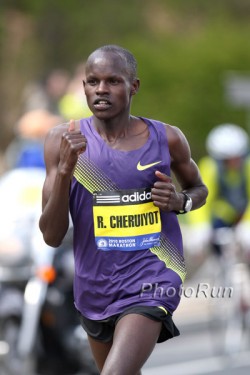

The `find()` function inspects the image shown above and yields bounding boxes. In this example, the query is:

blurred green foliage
[1,0,250,161]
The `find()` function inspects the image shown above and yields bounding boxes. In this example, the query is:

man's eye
[109,79,119,85]
[87,79,96,86]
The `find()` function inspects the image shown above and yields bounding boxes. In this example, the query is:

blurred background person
[58,62,92,121]
[21,69,70,116]
[1,108,61,259]
[4,109,62,170]
[183,123,250,260]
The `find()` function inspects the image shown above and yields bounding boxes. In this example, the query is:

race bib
[93,188,161,251]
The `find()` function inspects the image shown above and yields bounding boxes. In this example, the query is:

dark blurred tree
[1,0,250,163]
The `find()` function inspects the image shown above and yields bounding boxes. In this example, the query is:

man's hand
[151,170,181,212]
[68,118,76,132]
[59,119,87,175]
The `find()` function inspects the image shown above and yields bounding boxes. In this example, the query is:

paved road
[142,256,250,375]
[143,319,250,374]
[1,255,249,375]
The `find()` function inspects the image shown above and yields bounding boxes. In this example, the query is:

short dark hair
[89,45,137,81]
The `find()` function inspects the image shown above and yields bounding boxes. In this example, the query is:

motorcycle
[0,168,98,375]
[0,167,45,375]
[17,230,98,375]
[0,231,34,375]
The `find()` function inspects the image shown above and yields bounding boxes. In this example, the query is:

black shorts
[78,306,180,343]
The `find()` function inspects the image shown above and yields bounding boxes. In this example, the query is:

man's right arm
[39,120,87,247]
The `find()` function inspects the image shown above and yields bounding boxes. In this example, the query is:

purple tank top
[70,117,186,319]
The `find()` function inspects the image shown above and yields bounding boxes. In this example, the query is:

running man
[39,45,208,375]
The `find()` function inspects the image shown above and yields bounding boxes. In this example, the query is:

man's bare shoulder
[161,123,191,165]
[46,119,81,139]
[47,122,68,138]
[163,123,185,146]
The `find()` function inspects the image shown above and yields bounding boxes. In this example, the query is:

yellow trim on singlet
[157,306,168,315]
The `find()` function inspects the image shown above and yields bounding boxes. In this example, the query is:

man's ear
[131,79,140,96]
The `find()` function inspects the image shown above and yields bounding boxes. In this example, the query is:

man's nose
[96,81,108,93]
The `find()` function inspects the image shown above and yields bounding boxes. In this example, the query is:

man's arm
[151,124,208,213]
[39,120,87,247]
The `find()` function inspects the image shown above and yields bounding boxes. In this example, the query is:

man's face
[83,52,138,120]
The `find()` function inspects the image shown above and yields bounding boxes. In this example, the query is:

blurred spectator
[4,109,62,170]
[22,69,70,116]
[183,123,250,258]
[58,62,92,120]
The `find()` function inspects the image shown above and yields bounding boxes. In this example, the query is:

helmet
[206,123,249,160]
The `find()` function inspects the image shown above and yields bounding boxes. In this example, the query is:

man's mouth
[93,99,111,110]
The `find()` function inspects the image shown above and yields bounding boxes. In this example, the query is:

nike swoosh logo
[137,160,162,171]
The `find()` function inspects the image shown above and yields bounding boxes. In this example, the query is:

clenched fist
[59,119,87,175]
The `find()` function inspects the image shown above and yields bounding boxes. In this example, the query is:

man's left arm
[151,124,208,213]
